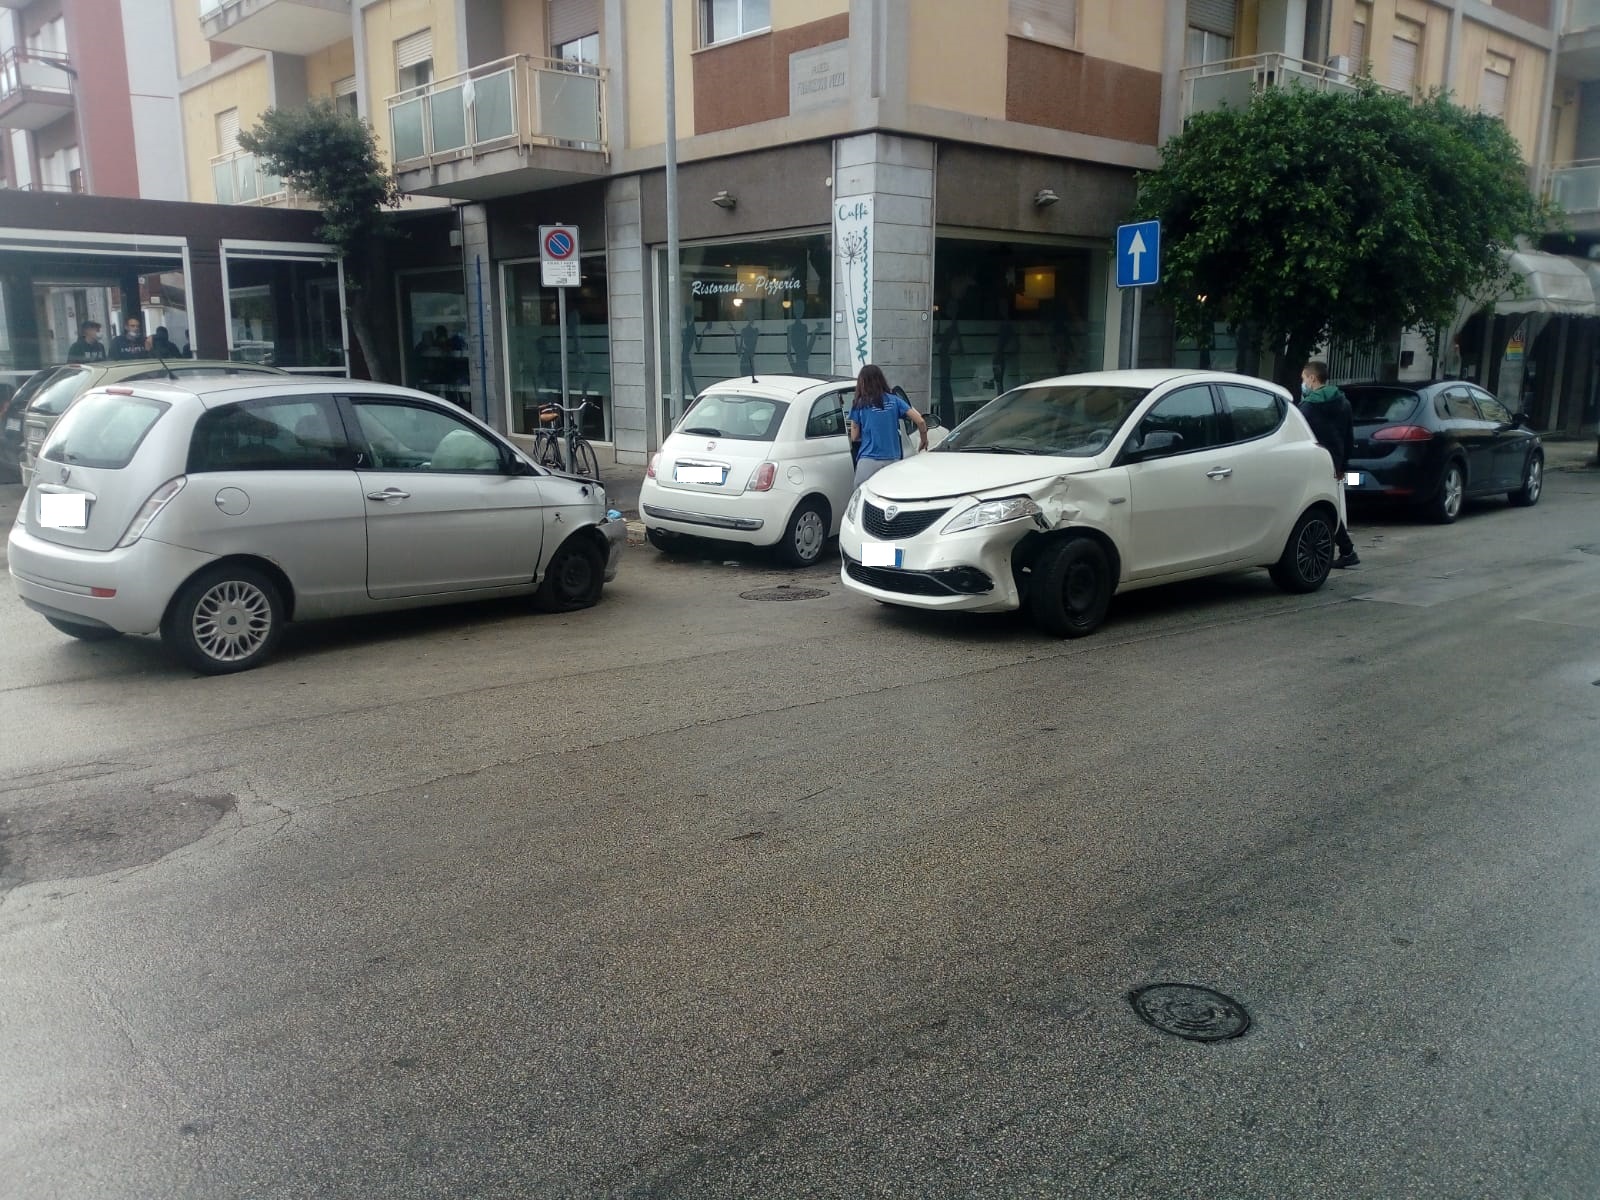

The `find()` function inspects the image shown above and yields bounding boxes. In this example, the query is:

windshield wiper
[682,426,722,437]
[949,444,1039,455]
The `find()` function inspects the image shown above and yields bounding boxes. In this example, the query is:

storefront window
[654,232,831,431]
[504,256,610,440]
[223,250,346,372]
[931,238,1108,428]
[399,268,470,410]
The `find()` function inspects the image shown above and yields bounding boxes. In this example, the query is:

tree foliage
[1133,82,1550,381]
[238,100,403,379]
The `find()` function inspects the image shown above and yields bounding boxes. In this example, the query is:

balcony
[0,49,76,132]
[1546,160,1600,230]
[387,55,608,201]
[1181,52,1364,120]
[199,0,351,56]
[210,148,308,208]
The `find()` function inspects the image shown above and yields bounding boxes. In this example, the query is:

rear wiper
[682,426,722,437]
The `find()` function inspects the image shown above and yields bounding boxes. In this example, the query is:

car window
[188,396,347,472]
[1218,384,1284,442]
[1346,386,1420,423]
[1136,385,1223,454]
[677,393,789,442]
[41,393,168,469]
[941,384,1148,456]
[27,367,93,416]
[351,399,504,472]
[1472,390,1513,424]
[805,391,849,439]
[1437,389,1482,422]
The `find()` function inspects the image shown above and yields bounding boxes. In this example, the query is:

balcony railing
[1568,0,1600,33]
[1546,160,1600,214]
[211,148,301,207]
[1181,52,1367,119]
[0,47,72,103]
[386,55,605,169]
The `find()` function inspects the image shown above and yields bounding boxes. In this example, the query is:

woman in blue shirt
[848,364,928,487]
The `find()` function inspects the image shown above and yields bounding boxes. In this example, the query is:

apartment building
[171,0,1578,459]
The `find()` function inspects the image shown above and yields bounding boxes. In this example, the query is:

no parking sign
[540,225,580,287]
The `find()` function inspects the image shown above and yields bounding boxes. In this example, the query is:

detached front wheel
[1029,538,1111,637]
[1269,509,1335,593]
[162,564,284,674]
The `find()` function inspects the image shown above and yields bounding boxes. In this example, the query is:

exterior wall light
[1034,188,1060,208]
[711,191,737,209]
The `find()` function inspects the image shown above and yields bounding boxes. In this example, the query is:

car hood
[866,451,1106,500]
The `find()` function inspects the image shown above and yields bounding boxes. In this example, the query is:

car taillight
[646,452,659,479]
[1372,425,1434,442]
[117,476,186,548]
[751,462,776,492]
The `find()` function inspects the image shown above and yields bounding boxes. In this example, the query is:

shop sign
[790,40,849,115]
[834,196,873,373]
[690,276,804,298]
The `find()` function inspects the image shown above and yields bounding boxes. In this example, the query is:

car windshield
[940,384,1151,456]
[10,367,70,411]
[677,393,789,442]
[1345,386,1420,423]
[28,366,94,416]
[41,392,169,469]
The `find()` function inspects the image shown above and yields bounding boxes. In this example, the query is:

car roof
[699,373,855,399]
[1014,368,1287,391]
[108,375,444,409]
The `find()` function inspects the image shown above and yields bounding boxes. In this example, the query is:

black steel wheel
[1029,537,1112,637]
[1269,508,1335,594]
[534,535,606,612]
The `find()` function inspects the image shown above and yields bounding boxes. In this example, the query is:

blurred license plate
[675,464,724,485]
[3,417,20,432]
[861,542,902,568]
[39,492,88,529]
[1345,471,1363,486]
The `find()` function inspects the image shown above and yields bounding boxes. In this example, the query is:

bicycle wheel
[533,431,564,470]
[570,436,600,481]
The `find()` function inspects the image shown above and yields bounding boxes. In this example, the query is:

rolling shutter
[1350,19,1366,67]
[1187,0,1236,38]
[1389,33,1418,93]
[395,29,433,70]
[1008,0,1077,46]
[216,108,240,154]
[549,0,600,47]
[1481,66,1509,119]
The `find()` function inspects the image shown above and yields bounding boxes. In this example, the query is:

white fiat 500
[839,369,1342,636]
[641,375,939,567]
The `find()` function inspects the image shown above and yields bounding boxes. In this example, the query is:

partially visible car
[1343,380,1543,523]
[20,359,288,487]
[640,374,943,567]
[10,377,624,673]
[838,369,1342,636]
[3,367,73,483]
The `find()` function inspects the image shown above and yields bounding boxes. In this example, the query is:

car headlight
[845,486,863,523]
[941,495,1043,535]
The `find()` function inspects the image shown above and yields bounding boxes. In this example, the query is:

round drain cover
[740,586,830,601]
[1129,983,1250,1042]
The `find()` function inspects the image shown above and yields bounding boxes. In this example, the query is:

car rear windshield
[1345,386,1420,423]
[677,394,789,442]
[28,366,93,416]
[941,384,1150,456]
[41,392,169,470]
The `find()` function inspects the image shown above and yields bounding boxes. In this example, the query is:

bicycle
[532,398,601,481]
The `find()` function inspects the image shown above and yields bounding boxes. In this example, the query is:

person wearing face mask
[1297,360,1359,569]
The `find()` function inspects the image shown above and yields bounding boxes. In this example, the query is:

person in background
[848,363,928,488]
[150,326,181,359]
[1298,359,1360,569]
[67,320,106,363]
[110,316,151,360]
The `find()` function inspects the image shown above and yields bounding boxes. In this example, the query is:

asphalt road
[2,460,1599,1199]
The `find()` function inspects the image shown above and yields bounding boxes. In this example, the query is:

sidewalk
[1541,437,1598,472]
[595,447,647,517]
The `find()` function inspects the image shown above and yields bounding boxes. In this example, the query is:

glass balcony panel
[473,68,515,142]
[536,68,600,144]
[391,96,427,162]
[430,84,468,153]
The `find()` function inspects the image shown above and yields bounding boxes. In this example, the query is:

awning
[1494,250,1596,316]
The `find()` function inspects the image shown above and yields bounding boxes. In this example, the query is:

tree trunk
[1278,330,1317,393]
[346,290,390,383]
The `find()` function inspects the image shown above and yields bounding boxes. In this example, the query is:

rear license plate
[39,492,88,529]
[861,542,902,568]
[675,464,725,485]
[3,417,20,432]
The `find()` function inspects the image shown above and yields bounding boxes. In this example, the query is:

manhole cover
[1129,983,1250,1042]
[739,586,830,601]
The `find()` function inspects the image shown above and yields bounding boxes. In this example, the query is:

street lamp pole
[663,0,683,434]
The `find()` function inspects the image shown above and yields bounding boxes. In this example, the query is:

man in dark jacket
[1298,360,1359,569]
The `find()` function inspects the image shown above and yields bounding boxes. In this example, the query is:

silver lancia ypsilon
[9,377,624,673]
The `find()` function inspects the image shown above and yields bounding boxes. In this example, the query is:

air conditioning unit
[1327,55,1355,77]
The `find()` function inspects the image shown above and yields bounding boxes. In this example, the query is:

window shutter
[1481,66,1509,119]
[1186,0,1236,39]
[395,29,433,70]
[1350,19,1366,67]
[216,108,240,154]
[549,0,600,47]
[333,75,357,97]
[1389,34,1418,93]
[1008,0,1077,47]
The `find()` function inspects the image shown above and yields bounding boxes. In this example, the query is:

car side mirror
[1127,430,1183,460]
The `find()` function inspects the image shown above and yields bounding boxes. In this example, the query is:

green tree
[1134,82,1549,387]
[239,99,403,381]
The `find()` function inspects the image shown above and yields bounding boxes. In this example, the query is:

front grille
[844,557,994,597]
[862,502,949,540]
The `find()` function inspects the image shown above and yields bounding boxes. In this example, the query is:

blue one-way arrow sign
[1116,220,1161,288]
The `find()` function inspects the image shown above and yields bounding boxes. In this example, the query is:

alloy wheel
[1295,517,1334,581]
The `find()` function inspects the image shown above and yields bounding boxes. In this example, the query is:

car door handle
[367,487,411,501]
[1206,467,1233,479]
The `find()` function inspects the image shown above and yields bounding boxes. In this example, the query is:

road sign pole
[558,286,571,450]
[1130,288,1143,370]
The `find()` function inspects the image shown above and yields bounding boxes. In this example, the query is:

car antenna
[154,351,177,380]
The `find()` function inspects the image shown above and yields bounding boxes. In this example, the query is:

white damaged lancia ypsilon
[839,370,1343,636]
